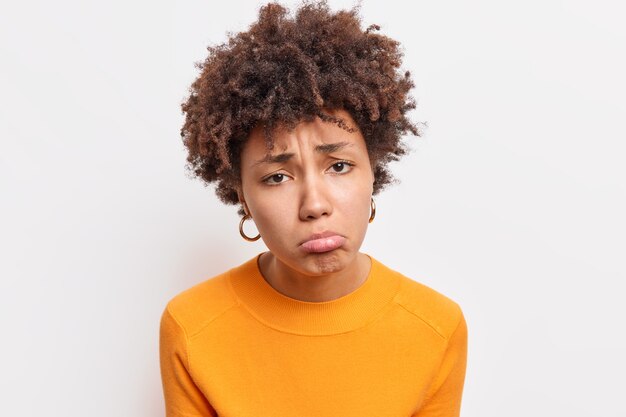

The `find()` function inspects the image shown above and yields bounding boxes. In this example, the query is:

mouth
[299,231,346,253]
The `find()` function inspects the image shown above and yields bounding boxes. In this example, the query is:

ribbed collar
[227,253,401,336]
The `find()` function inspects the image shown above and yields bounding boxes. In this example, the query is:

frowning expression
[239,109,375,277]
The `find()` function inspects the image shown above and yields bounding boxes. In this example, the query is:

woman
[160,2,468,416]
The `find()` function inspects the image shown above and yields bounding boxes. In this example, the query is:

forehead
[244,110,365,157]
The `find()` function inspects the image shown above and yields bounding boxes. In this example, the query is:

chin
[302,249,353,276]
[270,245,357,277]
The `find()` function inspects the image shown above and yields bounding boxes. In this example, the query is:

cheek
[334,171,373,207]
[248,194,295,241]
[332,185,372,229]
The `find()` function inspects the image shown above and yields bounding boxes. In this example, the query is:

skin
[238,109,375,302]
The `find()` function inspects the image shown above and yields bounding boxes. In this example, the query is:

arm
[159,306,218,417]
[414,312,468,417]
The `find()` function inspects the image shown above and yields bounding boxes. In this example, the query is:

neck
[258,252,371,302]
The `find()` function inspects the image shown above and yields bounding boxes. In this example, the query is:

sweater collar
[228,253,401,336]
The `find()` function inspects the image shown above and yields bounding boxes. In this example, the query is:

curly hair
[180,0,420,213]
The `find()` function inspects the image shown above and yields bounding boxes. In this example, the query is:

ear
[236,187,249,216]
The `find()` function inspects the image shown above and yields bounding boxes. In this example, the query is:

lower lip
[300,235,346,253]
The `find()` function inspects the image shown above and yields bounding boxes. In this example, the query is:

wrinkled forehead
[246,109,361,153]
[243,119,361,163]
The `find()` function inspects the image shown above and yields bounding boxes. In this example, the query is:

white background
[1,0,625,416]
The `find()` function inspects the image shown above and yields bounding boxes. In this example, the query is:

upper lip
[299,230,342,245]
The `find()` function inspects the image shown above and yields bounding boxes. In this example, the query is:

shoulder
[376,260,464,341]
[162,266,239,338]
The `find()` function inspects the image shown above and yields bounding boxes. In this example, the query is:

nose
[299,176,332,221]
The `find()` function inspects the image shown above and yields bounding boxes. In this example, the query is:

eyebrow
[253,141,353,166]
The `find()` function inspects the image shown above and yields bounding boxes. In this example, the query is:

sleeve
[413,311,468,417]
[159,306,218,417]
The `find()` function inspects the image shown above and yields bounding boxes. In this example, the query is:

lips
[299,231,346,253]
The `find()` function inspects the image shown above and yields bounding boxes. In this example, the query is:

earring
[369,198,376,223]
[239,214,261,242]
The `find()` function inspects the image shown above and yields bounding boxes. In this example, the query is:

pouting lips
[300,235,346,253]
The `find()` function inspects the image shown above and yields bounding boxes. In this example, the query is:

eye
[263,173,290,185]
[328,161,353,174]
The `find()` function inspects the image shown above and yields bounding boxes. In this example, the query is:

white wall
[1,0,624,415]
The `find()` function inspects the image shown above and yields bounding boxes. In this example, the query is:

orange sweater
[160,254,468,417]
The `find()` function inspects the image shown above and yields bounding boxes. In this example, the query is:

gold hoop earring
[239,214,261,242]
[369,198,376,223]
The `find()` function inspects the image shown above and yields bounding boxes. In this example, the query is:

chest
[187,308,446,417]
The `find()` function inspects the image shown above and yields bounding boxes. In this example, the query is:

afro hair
[180,0,420,213]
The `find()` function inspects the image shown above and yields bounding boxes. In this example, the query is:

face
[239,109,375,277]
